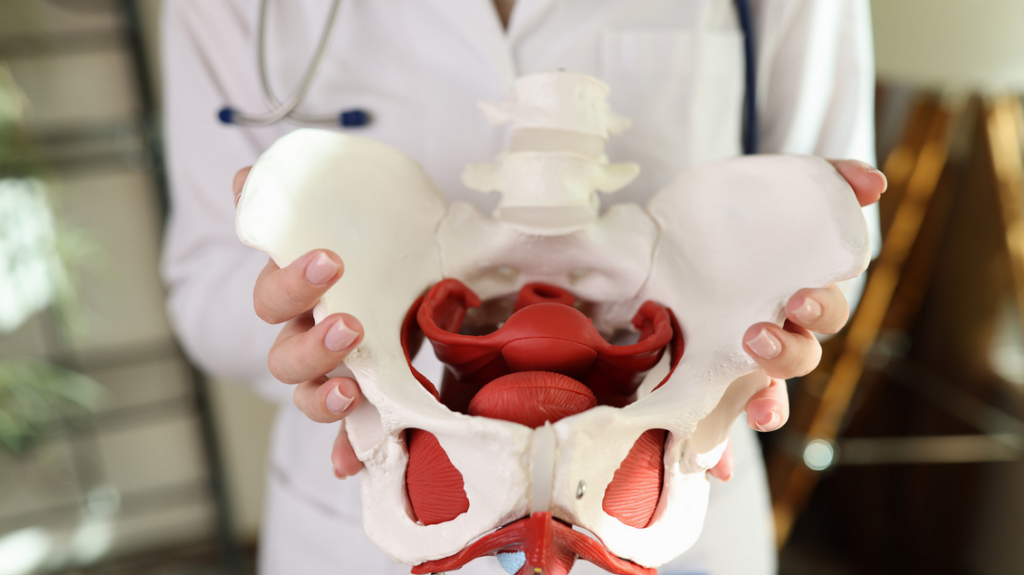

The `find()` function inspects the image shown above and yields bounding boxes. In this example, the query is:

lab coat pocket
[599,29,745,198]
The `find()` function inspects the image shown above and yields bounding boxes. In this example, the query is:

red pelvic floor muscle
[405,429,470,526]
[412,512,656,575]
[467,371,598,428]
[602,429,667,529]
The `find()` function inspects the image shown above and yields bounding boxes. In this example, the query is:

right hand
[234,167,366,479]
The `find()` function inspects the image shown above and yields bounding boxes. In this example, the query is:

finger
[254,249,344,324]
[293,376,363,424]
[784,285,849,335]
[708,441,734,482]
[828,159,888,207]
[742,320,822,379]
[746,378,790,432]
[233,166,252,207]
[333,421,365,479]
[269,313,364,384]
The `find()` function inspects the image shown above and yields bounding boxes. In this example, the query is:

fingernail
[326,386,354,415]
[792,297,822,324]
[754,410,781,432]
[745,328,781,359]
[233,188,242,207]
[305,252,340,285]
[325,317,358,352]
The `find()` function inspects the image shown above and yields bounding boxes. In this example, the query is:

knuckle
[295,384,329,423]
[309,400,335,423]
[269,346,305,385]
[268,350,282,379]
[792,346,822,377]
[789,364,814,378]
[253,295,276,323]
[825,291,850,324]
[818,321,844,336]
[280,278,308,309]
[297,335,333,376]
[254,288,293,325]
[769,341,820,379]
[819,314,847,335]
[258,273,314,324]
[267,350,292,384]
[272,326,335,385]
[829,310,851,333]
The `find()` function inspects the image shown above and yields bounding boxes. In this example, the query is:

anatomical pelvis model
[235,72,870,575]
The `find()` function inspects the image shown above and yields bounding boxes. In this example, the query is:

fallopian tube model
[236,72,870,575]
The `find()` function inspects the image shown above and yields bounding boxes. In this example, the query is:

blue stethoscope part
[217,106,371,128]
[339,109,371,127]
[734,0,758,154]
[218,107,238,125]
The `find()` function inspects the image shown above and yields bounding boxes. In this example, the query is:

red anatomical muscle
[602,429,667,529]
[405,429,470,525]
[468,371,598,428]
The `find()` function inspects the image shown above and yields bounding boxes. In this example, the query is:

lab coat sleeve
[160,0,290,403]
[753,0,881,308]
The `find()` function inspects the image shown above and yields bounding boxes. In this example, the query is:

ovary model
[236,72,870,575]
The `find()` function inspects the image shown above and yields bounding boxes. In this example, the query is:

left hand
[708,159,887,482]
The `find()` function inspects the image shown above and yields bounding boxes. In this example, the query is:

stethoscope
[219,0,758,154]
[217,0,369,128]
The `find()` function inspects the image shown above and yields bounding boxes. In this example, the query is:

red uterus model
[235,72,870,574]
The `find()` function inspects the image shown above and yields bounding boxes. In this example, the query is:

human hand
[708,159,887,481]
[234,167,367,479]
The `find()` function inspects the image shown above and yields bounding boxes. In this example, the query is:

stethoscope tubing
[734,0,758,154]
[220,0,756,150]
[219,0,363,127]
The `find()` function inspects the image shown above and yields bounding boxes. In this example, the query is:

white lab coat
[160,1,879,574]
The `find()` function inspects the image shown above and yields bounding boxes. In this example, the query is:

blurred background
[0,1,1022,574]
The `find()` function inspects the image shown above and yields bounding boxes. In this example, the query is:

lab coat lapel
[506,0,557,45]
[423,0,518,87]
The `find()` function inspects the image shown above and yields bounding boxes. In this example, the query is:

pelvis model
[236,72,870,574]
